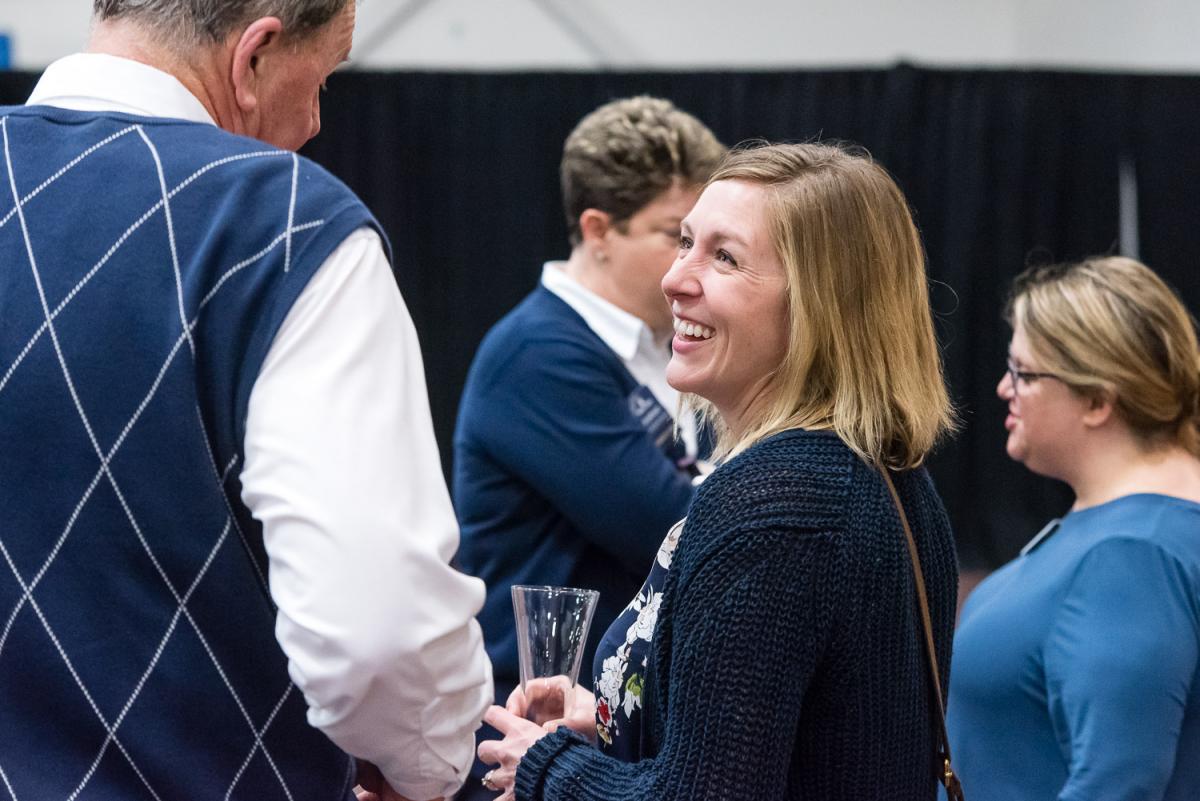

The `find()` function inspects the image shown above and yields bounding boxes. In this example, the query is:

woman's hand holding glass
[505,683,597,741]
[476,684,597,797]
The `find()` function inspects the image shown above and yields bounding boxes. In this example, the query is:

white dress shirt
[28,53,492,800]
[541,261,698,456]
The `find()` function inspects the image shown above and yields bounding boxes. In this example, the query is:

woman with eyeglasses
[948,256,1200,801]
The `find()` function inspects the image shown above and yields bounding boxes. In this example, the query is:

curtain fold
[6,66,1198,569]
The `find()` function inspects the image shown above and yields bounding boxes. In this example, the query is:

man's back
[0,106,372,799]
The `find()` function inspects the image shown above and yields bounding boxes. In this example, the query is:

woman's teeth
[673,318,714,339]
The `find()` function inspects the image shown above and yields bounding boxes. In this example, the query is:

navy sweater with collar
[453,286,696,690]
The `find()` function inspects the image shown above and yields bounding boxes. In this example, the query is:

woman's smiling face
[662,179,790,430]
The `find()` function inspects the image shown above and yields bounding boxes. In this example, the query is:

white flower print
[597,653,626,704]
[656,518,684,569]
[594,518,686,754]
[629,590,662,642]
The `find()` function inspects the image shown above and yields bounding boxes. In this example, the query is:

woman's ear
[230,16,284,114]
[578,208,612,246]
[1082,389,1117,429]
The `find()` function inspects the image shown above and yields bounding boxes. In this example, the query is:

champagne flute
[510,585,599,725]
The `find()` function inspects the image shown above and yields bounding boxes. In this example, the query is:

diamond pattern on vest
[0,109,367,801]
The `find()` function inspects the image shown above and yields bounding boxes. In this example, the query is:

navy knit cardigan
[515,429,959,800]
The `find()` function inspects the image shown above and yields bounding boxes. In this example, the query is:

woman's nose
[997,370,1014,400]
[662,253,697,300]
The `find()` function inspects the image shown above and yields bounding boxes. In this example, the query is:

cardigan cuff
[514,729,588,800]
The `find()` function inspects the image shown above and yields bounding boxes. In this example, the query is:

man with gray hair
[0,2,491,800]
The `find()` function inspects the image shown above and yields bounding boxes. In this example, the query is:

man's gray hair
[92,0,349,45]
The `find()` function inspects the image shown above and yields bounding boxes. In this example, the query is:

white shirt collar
[540,261,664,362]
[26,53,217,126]
[541,261,696,453]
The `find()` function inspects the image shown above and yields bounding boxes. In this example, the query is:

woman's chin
[665,366,700,397]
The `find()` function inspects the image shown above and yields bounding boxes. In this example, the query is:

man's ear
[230,17,284,114]
[578,208,612,246]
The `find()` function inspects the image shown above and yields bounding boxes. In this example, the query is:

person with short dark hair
[452,96,723,799]
[0,2,491,799]
[949,256,1200,801]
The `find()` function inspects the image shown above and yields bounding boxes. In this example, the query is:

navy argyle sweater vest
[0,106,384,800]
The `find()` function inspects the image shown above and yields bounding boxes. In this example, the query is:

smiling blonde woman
[477,142,961,801]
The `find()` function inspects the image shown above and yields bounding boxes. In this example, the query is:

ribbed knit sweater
[514,429,959,800]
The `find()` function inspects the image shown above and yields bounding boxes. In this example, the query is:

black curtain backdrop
[5,66,1199,569]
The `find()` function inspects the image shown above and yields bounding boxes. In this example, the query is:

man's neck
[86,20,238,133]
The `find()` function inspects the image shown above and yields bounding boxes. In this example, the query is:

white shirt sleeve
[239,226,493,800]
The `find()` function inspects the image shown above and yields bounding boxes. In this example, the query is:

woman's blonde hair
[697,142,956,469]
[1007,256,1200,456]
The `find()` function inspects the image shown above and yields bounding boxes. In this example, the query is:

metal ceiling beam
[349,0,643,68]
[351,0,440,65]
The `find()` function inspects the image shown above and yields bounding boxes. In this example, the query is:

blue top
[515,430,960,800]
[0,106,380,798]
[949,493,1200,801]
[453,285,696,692]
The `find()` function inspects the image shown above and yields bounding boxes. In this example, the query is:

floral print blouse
[591,517,683,759]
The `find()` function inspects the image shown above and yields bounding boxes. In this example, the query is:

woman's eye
[679,235,693,250]
[716,249,738,267]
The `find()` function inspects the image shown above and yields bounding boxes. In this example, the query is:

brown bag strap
[879,467,965,801]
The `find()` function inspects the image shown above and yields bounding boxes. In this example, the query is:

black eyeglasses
[1005,359,1062,393]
